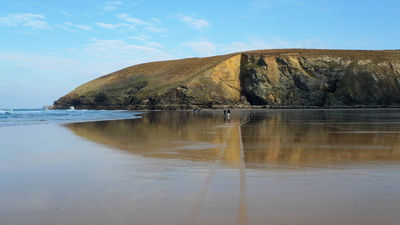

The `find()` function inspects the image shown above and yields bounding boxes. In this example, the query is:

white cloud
[220,38,328,54]
[143,25,165,33]
[181,41,216,56]
[150,17,162,23]
[96,22,135,30]
[63,39,172,75]
[128,34,150,41]
[144,41,163,48]
[117,13,147,26]
[180,16,210,30]
[104,1,123,11]
[36,3,73,17]
[65,22,92,31]
[117,13,166,33]
[0,13,51,29]
[97,13,166,33]
[180,37,327,57]
[86,39,165,55]
[83,39,173,66]
[96,13,165,33]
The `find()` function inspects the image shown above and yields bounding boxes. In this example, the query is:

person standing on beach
[227,109,231,119]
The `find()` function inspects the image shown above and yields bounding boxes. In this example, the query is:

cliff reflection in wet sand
[67,112,240,165]
[66,109,400,167]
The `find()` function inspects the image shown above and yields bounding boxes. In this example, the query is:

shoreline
[52,104,400,111]
[0,109,143,128]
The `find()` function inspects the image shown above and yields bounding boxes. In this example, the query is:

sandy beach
[1,109,400,225]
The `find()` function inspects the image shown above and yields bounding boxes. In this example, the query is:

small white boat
[69,106,75,110]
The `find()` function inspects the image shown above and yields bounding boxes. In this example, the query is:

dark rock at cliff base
[53,49,400,109]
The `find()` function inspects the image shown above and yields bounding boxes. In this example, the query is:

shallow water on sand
[1,109,400,225]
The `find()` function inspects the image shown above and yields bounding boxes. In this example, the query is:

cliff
[53,49,400,109]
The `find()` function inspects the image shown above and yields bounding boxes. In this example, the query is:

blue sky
[0,0,399,108]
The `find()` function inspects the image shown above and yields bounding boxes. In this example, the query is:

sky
[0,0,399,108]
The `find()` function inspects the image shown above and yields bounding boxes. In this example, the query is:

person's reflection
[223,108,231,123]
[224,114,230,123]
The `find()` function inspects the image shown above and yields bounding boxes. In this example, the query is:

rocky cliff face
[54,49,400,109]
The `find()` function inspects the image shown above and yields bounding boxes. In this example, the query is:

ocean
[0,108,141,127]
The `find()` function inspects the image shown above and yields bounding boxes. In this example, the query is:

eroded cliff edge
[53,49,400,109]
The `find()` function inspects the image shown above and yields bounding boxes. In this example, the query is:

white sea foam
[0,109,13,114]
[0,109,141,127]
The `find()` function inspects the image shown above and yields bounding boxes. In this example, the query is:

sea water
[0,108,141,127]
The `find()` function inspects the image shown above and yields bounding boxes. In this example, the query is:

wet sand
[1,109,400,225]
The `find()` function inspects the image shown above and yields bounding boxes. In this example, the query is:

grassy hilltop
[54,49,400,109]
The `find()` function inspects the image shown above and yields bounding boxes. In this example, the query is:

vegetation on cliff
[54,49,400,109]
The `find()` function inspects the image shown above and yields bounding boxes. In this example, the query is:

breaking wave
[0,109,141,127]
